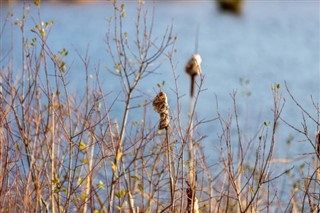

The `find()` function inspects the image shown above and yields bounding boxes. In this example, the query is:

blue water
[1,1,319,161]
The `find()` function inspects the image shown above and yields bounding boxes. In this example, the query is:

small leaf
[130,175,140,181]
[162,80,165,86]
[96,181,105,189]
[79,141,86,151]
[111,161,117,173]
[59,48,68,56]
[52,177,60,184]
[40,29,46,38]
[116,152,123,162]
[138,184,144,192]
[120,189,126,197]
[250,187,254,196]
[53,54,59,61]
[264,121,271,127]
[30,37,37,46]
[79,192,87,201]
[59,61,66,72]
[115,192,121,199]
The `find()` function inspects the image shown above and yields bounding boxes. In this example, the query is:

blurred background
[1,0,319,160]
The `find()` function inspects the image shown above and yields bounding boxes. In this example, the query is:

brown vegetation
[0,1,319,212]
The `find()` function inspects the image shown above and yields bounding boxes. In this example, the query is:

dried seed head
[159,112,170,130]
[153,91,170,130]
[152,91,168,113]
[185,54,202,76]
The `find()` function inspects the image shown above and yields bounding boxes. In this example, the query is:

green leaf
[138,184,144,192]
[130,175,140,181]
[123,32,128,39]
[115,192,121,198]
[59,61,66,72]
[30,38,37,46]
[250,187,254,196]
[263,121,271,127]
[79,141,86,151]
[96,181,105,189]
[59,48,68,56]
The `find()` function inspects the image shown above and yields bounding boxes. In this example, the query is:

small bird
[185,54,202,97]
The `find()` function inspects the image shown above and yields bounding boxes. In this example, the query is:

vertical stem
[166,128,175,212]
[188,96,197,213]
[190,75,195,98]
[0,77,2,193]
[83,134,95,213]
[109,92,132,213]
[51,93,56,213]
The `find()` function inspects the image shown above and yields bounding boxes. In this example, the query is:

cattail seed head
[185,54,202,96]
[152,91,168,113]
[185,54,202,77]
[153,91,170,130]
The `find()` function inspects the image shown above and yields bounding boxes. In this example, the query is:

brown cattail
[153,91,170,130]
[185,54,202,97]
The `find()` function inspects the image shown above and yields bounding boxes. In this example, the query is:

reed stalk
[83,134,95,213]
[51,93,56,213]
[152,91,175,211]
[166,127,175,212]
[185,54,201,213]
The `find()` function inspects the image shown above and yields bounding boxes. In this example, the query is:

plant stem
[188,95,198,213]
[83,134,95,213]
[109,92,132,213]
[51,93,56,213]
[166,128,175,212]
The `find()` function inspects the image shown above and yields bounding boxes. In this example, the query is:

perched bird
[185,54,202,97]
